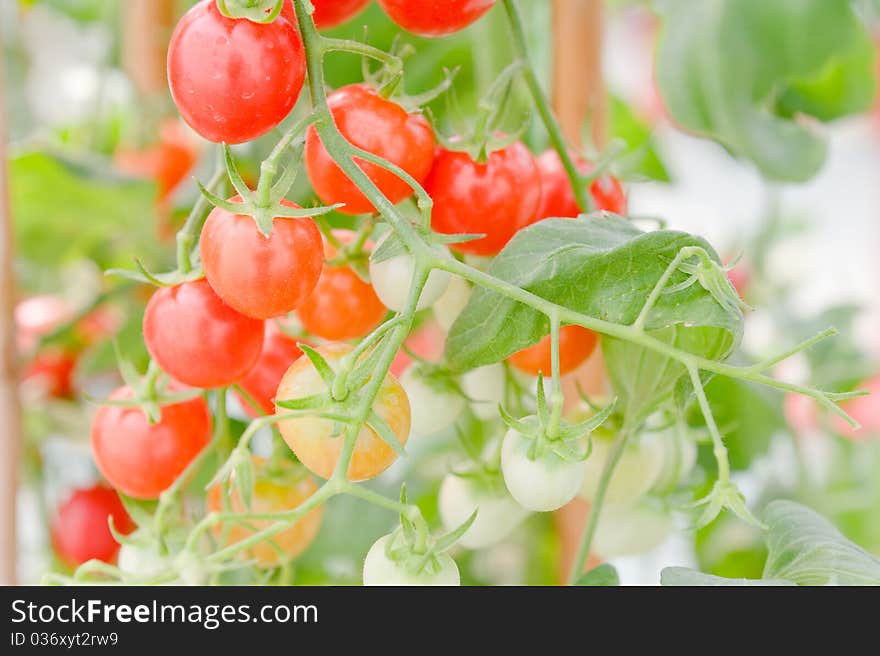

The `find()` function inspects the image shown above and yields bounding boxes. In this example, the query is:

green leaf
[608,95,670,183]
[446,215,742,423]
[660,567,793,586]
[575,564,620,586]
[762,500,880,585]
[9,149,160,269]
[655,0,876,182]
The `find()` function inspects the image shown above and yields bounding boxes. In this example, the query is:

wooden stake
[551,0,606,148]
[123,0,175,97]
[0,44,23,586]
[550,0,607,584]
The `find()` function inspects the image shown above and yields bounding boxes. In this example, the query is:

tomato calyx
[274,343,409,457]
[216,0,285,23]
[383,486,475,577]
[498,376,616,463]
[200,144,341,238]
[434,61,527,163]
[89,348,201,423]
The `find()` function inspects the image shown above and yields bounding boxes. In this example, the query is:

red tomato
[508,325,599,376]
[236,322,305,416]
[534,150,627,220]
[726,262,750,298]
[304,84,436,215]
[377,0,496,37]
[51,485,134,566]
[200,197,323,319]
[784,391,818,435]
[282,0,369,29]
[207,458,323,566]
[276,344,411,480]
[22,350,77,398]
[296,235,387,341]
[167,0,305,144]
[91,385,212,499]
[143,279,264,388]
[115,120,198,199]
[427,141,541,256]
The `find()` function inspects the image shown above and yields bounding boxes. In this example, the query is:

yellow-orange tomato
[207,459,323,567]
[508,325,599,376]
[275,344,411,481]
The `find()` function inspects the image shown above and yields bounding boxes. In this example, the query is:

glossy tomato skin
[91,386,212,499]
[237,322,304,416]
[275,344,411,481]
[200,197,323,319]
[282,0,370,28]
[144,279,264,388]
[207,459,323,566]
[52,485,134,567]
[427,142,541,256]
[167,0,305,144]
[377,0,496,37]
[508,325,598,376]
[296,235,387,341]
[535,150,627,219]
[305,84,436,215]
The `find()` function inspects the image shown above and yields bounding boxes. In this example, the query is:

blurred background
[2,0,880,585]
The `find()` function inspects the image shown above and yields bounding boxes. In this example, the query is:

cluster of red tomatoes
[52,0,628,572]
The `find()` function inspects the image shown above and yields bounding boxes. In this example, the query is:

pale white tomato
[432,275,471,331]
[400,366,465,436]
[369,242,451,312]
[460,363,506,420]
[438,472,528,549]
[579,430,664,505]
[362,534,460,586]
[501,425,584,512]
[592,500,673,558]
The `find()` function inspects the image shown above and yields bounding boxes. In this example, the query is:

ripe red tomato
[377,0,496,37]
[236,322,304,416]
[296,235,387,341]
[167,0,305,144]
[143,279,264,388]
[51,485,134,566]
[304,84,436,215]
[115,120,198,199]
[200,197,323,319]
[834,375,880,440]
[276,344,411,480]
[427,141,541,256]
[508,325,599,376]
[22,350,77,398]
[534,150,627,219]
[207,458,323,566]
[91,385,212,499]
[282,0,369,29]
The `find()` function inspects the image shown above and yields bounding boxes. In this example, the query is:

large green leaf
[655,0,876,182]
[609,95,670,183]
[446,215,743,422]
[660,567,793,586]
[762,501,880,585]
[9,149,160,270]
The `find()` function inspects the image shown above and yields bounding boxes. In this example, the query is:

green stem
[500,0,591,213]
[568,424,634,584]
[177,158,225,273]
